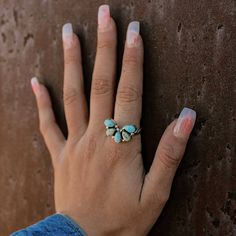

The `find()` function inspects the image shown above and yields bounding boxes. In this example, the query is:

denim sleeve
[10,213,87,236]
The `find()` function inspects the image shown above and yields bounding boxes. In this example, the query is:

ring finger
[114,21,143,128]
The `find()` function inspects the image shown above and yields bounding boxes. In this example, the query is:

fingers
[62,23,88,140]
[141,108,196,208]
[114,21,143,127]
[89,5,117,127]
[31,77,66,165]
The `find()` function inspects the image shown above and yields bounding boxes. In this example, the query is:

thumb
[141,107,196,208]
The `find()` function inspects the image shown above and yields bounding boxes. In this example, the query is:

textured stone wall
[0,0,235,235]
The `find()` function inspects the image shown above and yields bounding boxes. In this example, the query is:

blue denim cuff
[58,213,87,236]
[11,213,87,236]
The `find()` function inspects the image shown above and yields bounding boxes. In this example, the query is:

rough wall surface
[0,0,235,235]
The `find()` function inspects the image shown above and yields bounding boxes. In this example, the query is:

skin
[31,6,196,236]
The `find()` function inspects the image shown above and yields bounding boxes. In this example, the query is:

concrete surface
[0,0,235,235]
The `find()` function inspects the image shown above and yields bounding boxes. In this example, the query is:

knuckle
[158,144,180,169]
[97,39,114,50]
[82,134,97,160]
[64,38,80,64]
[150,191,169,207]
[157,192,170,204]
[39,122,51,137]
[104,146,121,168]
[64,53,79,65]
[117,85,141,104]
[144,175,169,206]
[38,96,49,109]
[63,88,79,106]
[92,75,112,95]
[123,53,139,67]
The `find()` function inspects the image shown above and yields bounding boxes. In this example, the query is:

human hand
[31,4,196,236]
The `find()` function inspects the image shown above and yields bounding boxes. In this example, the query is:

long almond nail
[173,107,196,138]
[98,5,110,32]
[126,21,140,48]
[62,23,73,49]
[31,77,40,95]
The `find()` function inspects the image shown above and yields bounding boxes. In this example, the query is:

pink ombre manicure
[98,5,110,31]
[31,77,40,95]
[173,107,196,138]
[62,23,73,49]
[126,21,140,48]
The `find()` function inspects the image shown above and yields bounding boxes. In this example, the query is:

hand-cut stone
[114,131,122,143]
[122,125,136,134]
[122,130,131,142]
[104,119,116,128]
[106,128,116,136]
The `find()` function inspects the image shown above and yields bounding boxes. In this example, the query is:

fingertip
[31,77,41,96]
[31,77,51,105]
[62,23,80,50]
[123,21,143,63]
[98,4,110,32]
[126,21,142,48]
[62,23,73,40]
[97,4,117,34]
[173,107,197,139]
[31,76,39,86]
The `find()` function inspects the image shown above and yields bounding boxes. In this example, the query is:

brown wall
[0,0,235,235]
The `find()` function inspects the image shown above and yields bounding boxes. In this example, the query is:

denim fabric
[11,214,87,236]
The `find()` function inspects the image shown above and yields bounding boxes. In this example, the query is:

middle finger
[89,5,117,128]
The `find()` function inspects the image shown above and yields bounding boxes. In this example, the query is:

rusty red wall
[0,0,235,235]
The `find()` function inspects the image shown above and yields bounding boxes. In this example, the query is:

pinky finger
[31,77,66,164]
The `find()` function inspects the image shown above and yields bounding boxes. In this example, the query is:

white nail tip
[31,77,39,86]
[128,21,140,34]
[98,5,110,31]
[99,4,110,13]
[179,107,196,120]
[127,21,140,46]
[62,23,73,40]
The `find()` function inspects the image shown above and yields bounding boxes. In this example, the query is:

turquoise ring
[104,119,141,143]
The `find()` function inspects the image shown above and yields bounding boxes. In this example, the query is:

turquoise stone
[122,131,131,142]
[104,119,116,128]
[122,125,136,134]
[114,131,122,143]
[106,128,116,136]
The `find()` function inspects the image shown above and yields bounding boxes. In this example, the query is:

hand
[31,4,196,236]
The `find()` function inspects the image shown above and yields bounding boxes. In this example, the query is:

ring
[104,119,141,143]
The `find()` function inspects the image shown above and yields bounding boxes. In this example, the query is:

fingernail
[126,21,140,48]
[31,77,40,95]
[173,107,196,138]
[98,5,110,31]
[62,23,73,48]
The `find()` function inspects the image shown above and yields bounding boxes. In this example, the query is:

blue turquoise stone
[104,119,116,128]
[114,131,122,143]
[122,125,136,134]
